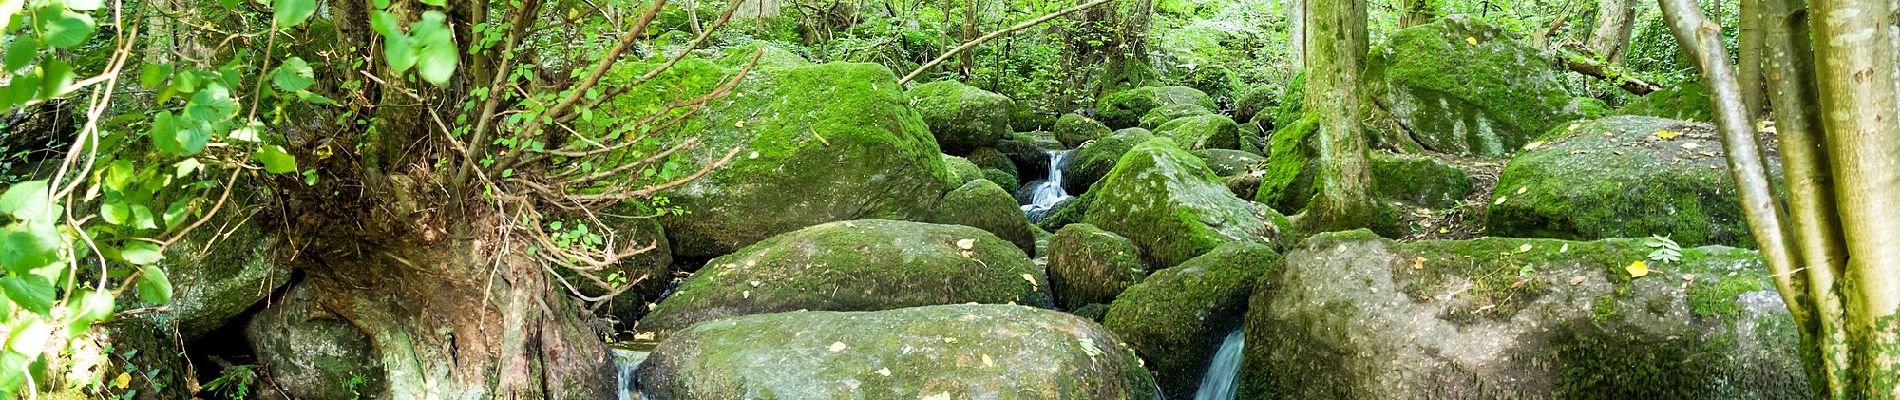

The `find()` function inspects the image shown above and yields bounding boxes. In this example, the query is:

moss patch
[1361,16,1594,158]
[1095,86,1218,129]
[1083,138,1282,267]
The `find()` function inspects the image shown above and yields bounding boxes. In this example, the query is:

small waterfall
[613,346,651,400]
[1193,329,1245,400]
[1020,149,1073,221]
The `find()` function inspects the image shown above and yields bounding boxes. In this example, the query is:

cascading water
[613,346,651,400]
[1193,329,1246,400]
[1020,149,1073,221]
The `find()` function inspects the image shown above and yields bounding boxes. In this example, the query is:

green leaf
[104,160,133,191]
[135,265,173,305]
[69,289,114,330]
[256,145,297,174]
[0,223,63,276]
[412,11,457,86]
[272,0,315,27]
[62,0,101,11]
[3,39,34,71]
[100,201,128,225]
[0,181,51,222]
[119,242,163,265]
[130,204,157,230]
[272,57,314,92]
[36,58,74,99]
[173,158,203,178]
[162,200,189,228]
[37,7,95,49]
[0,276,55,315]
[183,83,236,123]
[6,319,49,356]
[149,111,182,155]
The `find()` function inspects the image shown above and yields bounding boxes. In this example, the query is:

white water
[1020,149,1073,219]
[1193,329,1245,400]
[613,347,650,400]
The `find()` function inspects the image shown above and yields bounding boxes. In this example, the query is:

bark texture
[1298,0,1379,232]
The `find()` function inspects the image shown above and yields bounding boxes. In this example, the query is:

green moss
[941,154,984,188]
[1104,243,1282,398]
[1592,294,1620,324]
[909,81,1015,154]
[1095,86,1217,129]
[1254,114,1319,214]
[1153,114,1242,150]
[1270,72,1308,129]
[1361,17,1593,158]
[1686,268,1765,318]
[966,147,1019,185]
[1061,128,1155,195]
[1614,82,1713,123]
[1036,190,1093,232]
[935,180,1037,254]
[1084,138,1281,267]
[1047,223,1148,308]
[1234,85,1278,124]
[1138,104,1214,130]
[1369,151,1476,209]
[1053,113,1113,148]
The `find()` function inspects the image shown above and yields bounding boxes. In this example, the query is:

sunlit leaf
[1625,260,1650,278]
[0,181,52,222]
[272,57,314,92]
[257,145,298,174]
[136,265,173,305]
[0,276,55,315]
[273,0,316,27]
[120,242,163,265]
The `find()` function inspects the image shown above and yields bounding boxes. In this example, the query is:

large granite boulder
[909,80,1014,154]
[1084,138,1285,267]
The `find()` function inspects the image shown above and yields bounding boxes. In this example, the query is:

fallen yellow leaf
[1515,186,1528,195]
[112,372,130,389]
[1655,130,1680,140]
[1466,36,1479,45]
[1516,243,1532,253]
[1626,260,1650,278]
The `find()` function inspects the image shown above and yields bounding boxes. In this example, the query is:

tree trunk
[1061,0,1154,101]
[1807,0,1900,395]
[1298,0,1379,231]
[1737,0,1768,117]
[1398,0,1435,28]
[1288,0,1304,73]
[1586,0,1635,62]
[960,0,976,78]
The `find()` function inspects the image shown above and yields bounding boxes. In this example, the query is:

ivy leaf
[0,276,55,315]
[272,57,314,92]
[272,0,316,27]
[136,265,173,305]
[257,145,298,174]
[0,181,51,222]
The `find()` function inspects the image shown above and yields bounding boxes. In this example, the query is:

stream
[613,344,652,400]
[1193,329,1245,400]
[1020,149,1074,222]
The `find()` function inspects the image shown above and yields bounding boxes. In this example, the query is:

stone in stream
[1054,113,1113,148]
[246,283,387,400]
[908,80,1015,155]
[1047,223,1148,309]
[994,138,1053,178]
[1104,243,1280,399]
[637,304,1161,399]
[1138,103,1215,130]
[1084,138,1286,268]
[1096,86,1218,130]
[1487,116,1767,247]
[636,220,1051,334]
[1362,16,1605,158]
[1153,114,1246,151]
[625,61,955,258]
[1239,231,1809,399]
[1061,128,1155,195]
[935,180,1038,255]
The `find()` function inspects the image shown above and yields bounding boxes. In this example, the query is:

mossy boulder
[1008,131,1064,150]
[1054,113,1114,148]
[1047,224,1148,309]
[1153,114,1244,151]
[1106,243,1280,399]
[1191,149,1263,177]
[1233,85,1277,124]
[1487,116,1766,247]
[714,42,812,70]
[935,180,1037,255]
[1370,151,1475,209]
[637,220,1051,333]
[1096,86,1218,129]
[1239,231,1808,399]
[909,80,1014,154]
[941,154,984,187]
[966,147,1019,185]
[1036,190,1093,232]
[1363,16,1597,158]
[1084,138,1286,267]
[1614,81,1713,123]
[650,61,955,258]
[1138,104,1215,130]
[637,305,1161,399]
[1061,128,1155,195]
[246,283,386,400]
[995,139,1053,180]
[1011,103,1059,132]
[1254,115,1320,214]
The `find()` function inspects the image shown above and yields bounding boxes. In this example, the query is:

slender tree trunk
[1288,0,1304,73]
[960,0,976,78]
[1737,0,1768,116]
[1298,0,1378,231]
[1586,0,1635,62]
[1398,0,1435,28]
[1808,0,1900,395]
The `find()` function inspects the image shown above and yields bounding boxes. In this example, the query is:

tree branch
[899,0,1113,85]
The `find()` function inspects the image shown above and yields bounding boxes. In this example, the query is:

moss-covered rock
[1153,114,1243,151]
[1036,190,1093,232]
[935,180,1037,255]
[1362,16,1597,158]
[1084,138,1286,267]
[1192,149,1264,177]
[1011,102,1059,132]
[1061,128,1155,195]
[247,283,386,400]
[713,42,812,70]
[638,305,1160,399]
[648,62,955,258]
[1008,131,1064,150]
[995,139,1053,180]
[1270,72,1308,130]
[1614,81,1713,123]
[1138,104,1215,130]
[1054,113,1114,148]
[637,220,1051,333]
[1239,231,1808,399]
[1047,224,1148,309]
[1107,243,1281,398]
[1096,86,1218,129]
[909,80,1015,154]
[1369,151,1475,209]
[966,147,1019,185]
[1234,85,1278,125]
[1487,116,1766,247]
[941,154,984,188]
